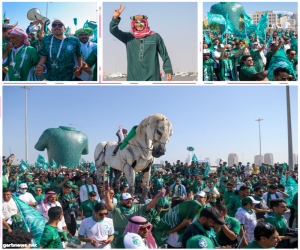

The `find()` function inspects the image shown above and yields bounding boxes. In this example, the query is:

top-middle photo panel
[102,2,198,82]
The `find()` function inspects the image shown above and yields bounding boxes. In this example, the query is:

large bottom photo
[2,86,298,249]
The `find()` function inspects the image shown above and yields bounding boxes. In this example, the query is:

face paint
[135,20,145,29]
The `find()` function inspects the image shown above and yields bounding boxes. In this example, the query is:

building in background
[264,153,274,165]
[252,11,296,29]
[228,153,238,167]
[254,155,264,166]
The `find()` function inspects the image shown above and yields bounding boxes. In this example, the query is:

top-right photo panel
[203,2,298,82]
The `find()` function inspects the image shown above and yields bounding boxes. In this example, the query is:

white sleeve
[263,193,268,201]
[94,185,100,202]
[277,192,284,199]
[29,193,37,203]
[108,219,114,236]
[2,57,8,64]
[79,186,84,202]
[78,220,86,237]
[116,128,124,142]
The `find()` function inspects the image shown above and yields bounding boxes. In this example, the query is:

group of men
[2,16,97,81]
[2,153,298,249]
[203,29,298,81]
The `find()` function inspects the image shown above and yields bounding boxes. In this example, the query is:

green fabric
[153,177,164,190]
[216,216,240,246]
[75,27,94,37]
[34,193,45,207]
[31,39,41,52]
[35,126,88,168]
[153,200,201,246]
[40,224,63,249]
[50,181,62,194]
[11,214,25,231]
[8,179,21,192]
[227,194,243,217]
[232,48,243,65]
[203,58,214,81]
[76,180,86,188]
[85,48,97,81]
[245,241,275,249]
[223,190,234,206]
[240,64,257,81]
[172,184,182,197]
[115,193,122,204]
[250,49,264,72]
[28,184,45,195]
[38,35,82,81]
[79,199,99,217]
[3,45,40,81]
[2,175,8,188]
[157,196,171,218]
[2,37,9,54]
[120,126,138,150]
[220,56,237,81]
[85,184,95,194]
[194,220,218,247]
[110,17,173,81]
[120,204,136,217]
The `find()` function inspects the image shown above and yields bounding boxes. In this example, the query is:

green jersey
[110,17,173,81]
[226,194,243,217]
[217,216,240,246]
[240,64,257,81]
[157,196,172,218]
[2,37,9,54]
[223,190,234,206]
[203,58,214,81]
[33,193,45,207]
[40,224,63,249]
[250,49,264,72]
[3,45,40,81]
[38,35,82,81]
[79,200,99,218]
[153,177,164,190]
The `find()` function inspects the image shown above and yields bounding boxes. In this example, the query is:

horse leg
[123,163,135,196]
[113,169,122,194]
[140,164,151,204]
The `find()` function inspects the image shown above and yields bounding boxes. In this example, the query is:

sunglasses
[140,225,151,232]
[96,213,108,216]
[36,190,42,192]
[290,54,296,56]
[52,23,64,28]
[279,77,289,81]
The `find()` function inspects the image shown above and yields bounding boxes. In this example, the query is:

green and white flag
[204,162,210,178]
[81,158,86,163]
[52,159,57,170]
[280,172,286,186]
[267,48,297,80]
[2,11,6,24]
[37,154,46,165]
[21,160,31,172]
[207,12,225,25]
[256,11,268,41]
[204,32,212,44]
[192,154,198,162]
[224,12,240,37]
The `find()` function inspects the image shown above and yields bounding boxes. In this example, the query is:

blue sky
[203,2,298,17]
[2,86,298,166]
[3,2,97,34]
[102,2,198,75]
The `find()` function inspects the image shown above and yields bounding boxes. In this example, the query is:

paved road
[103,76,198,82]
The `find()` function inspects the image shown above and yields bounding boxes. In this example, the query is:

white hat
[19,183,28,188]
[122,193,133,200]
[203,49,211,54]
[243,196,260,204]
[123,233,147,249]
[196,191,207,198]
[52,19,65,26]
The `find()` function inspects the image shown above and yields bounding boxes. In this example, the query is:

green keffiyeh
[75,27,94,38]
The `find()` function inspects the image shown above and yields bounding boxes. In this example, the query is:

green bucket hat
[186,235,215,249]
[72,185,79,191]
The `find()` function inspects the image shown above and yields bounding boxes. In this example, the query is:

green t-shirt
[85,48,97,81]
[34,193,45,207]
[79,200,99,217]
[40,224,63,249]
[35,126,88,168]
[245,240,275,249]
[51,181,62,194]
[203,58,214,81]
[38,35,82,81]
[157,196,172,218]
[223,190,234,206]
[217,216,241,246]
[226,194,243,217]
[153,177,164,190]
[76,180,86,188]
[3,45,40,81]
[240,64,257,81]
[110,204,148,242]
[250,49,264,72]
[28,184,45,195]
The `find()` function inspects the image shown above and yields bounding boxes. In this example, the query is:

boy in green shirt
[79,191,99,219]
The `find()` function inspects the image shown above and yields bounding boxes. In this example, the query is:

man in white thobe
[79,177,100,202]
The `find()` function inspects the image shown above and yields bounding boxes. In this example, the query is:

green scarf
[85,184,95,194]
[172,184,182,197]
[221,58,237,81]
[241,206,254,214]
[194,220,219,247]
[267,192,279,207]
[120,204,135,218]
[253,195,263,200]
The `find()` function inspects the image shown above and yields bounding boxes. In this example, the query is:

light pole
[21,86,30,162]
[69,123,82,132]
[255,118,264,165]
[286,86,294,170]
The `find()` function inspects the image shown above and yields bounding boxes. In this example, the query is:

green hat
[186,235,215,249]
[72,185,79,191]
[242,196,260,204]
[66,181,73,186]
[26,175,32,178]
[57,176,64,180]
[12,174,17,177]
[224,177,228,180]
[75,27,94,37]
[115,233,147,249]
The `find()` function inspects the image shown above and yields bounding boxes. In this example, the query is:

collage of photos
[1,1,299,250]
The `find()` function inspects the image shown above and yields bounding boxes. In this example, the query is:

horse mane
[136,113,167,137]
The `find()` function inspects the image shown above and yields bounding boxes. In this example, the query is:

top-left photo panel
[2,2,98,83]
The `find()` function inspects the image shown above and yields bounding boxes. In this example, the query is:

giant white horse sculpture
[94,114,173,203]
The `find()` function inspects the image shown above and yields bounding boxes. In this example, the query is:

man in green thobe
[110,5,173,81]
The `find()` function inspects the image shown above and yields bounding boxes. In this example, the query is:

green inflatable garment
[35,126,88,168]
[210,2,245,34]
[153,200,201,246]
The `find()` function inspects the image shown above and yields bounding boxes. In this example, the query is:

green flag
[64,26,69,35]
[52,159,57,170]
[256,11,268,41]
[2,11,6,24]
[192,154,198,162]
[83,20,88,28]
[280,172,286,186]
[204,32,212,44]
[12,195,47,247]
[224,12,240,37]
[207,12,225,25]
[284,176,298,206]
[204,162,210,178]
[73,18,77,26]
[37,154,46,165]
[81,158,86,163]
[21,160,31,172]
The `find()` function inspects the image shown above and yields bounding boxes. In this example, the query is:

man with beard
[253,186,272,220]
[226,185,250,217]
[182,207,226,248]
[264,199,297,248]
[240,55,260,81]
[263,184,289,208]
[74,27,97,81]
[35,19,83,81]
[110,5,173,81]
[2,28,40,81]
[104,185,162,245]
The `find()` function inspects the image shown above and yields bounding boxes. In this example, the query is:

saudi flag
[52,159,57,170]
[284,176,298,206]
[12,195,47,248]
[81,158,87,163]
[2,11,6,24]
[37,154,46,165]
[21,160,31,172]
[204,162,210,177]
[280,172,286,186]
[224,12,240,37]
[192,154,198,162]
[204,32,212,44]
[242,11,257,35]
[153,200,201,246]
[207,12,225,25]
[267,48,297,80]
[256,11,268,41]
